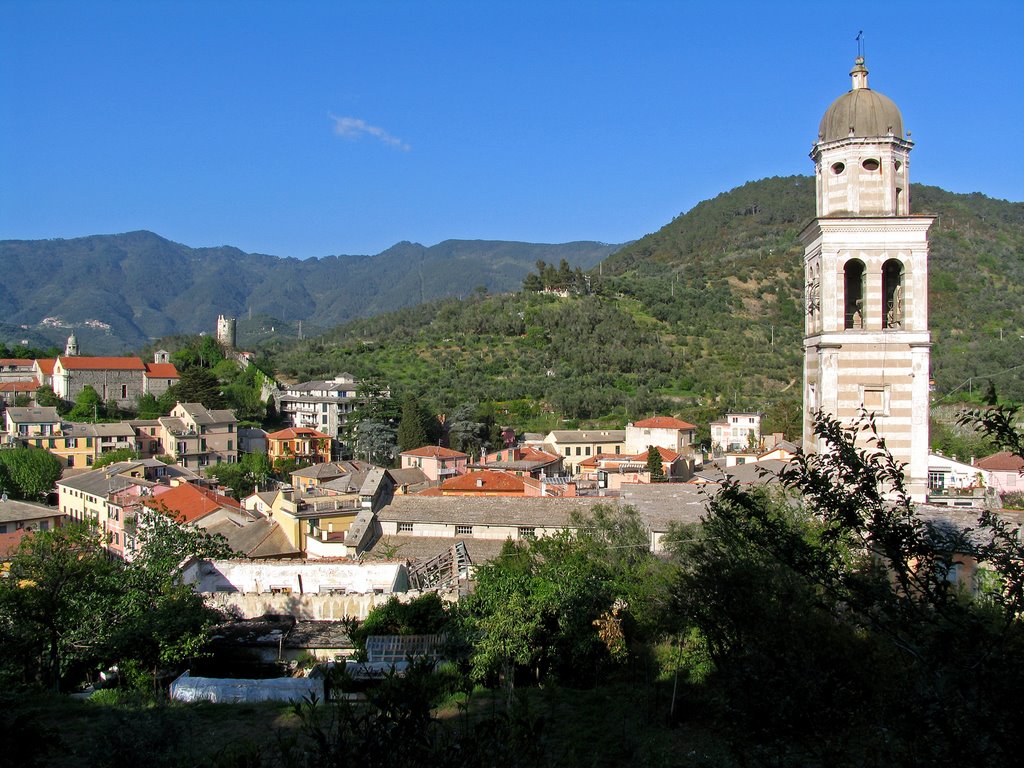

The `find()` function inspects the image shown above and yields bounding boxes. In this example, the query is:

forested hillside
[265,177,1024,434]
[0,232,618,353]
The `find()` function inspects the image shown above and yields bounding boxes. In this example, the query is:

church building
[801,56,933,501]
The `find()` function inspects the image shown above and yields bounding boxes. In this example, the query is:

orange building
[266,427,332,466]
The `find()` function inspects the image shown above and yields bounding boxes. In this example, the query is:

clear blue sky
[2,0,1021,259]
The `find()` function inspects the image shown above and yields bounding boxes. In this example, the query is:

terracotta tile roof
[401,445,468,459]
[633,416,697,430]
[143,482,241,524]
[438,470,525,493]
[629,446,683,462]
[267,427,331,440]
[0,381,38,392]
[58,356,145,370]
[35,359,56,375]
[975,452,1024,472]
[0,359,35,367]
[143,362,179,378]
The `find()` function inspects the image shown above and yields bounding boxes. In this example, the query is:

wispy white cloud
[330,114,410,151]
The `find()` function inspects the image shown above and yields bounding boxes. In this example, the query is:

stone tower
[64,332,79,357]
[801,56,933,501]
[216,314,237,349]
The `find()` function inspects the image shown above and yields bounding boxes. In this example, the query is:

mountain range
[0,233,620,354]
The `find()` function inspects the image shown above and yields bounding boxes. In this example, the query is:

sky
[2,0,1021,259]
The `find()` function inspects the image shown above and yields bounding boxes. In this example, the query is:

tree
[66,385,104,421]
[33,385,65,412]
[0,447,63,500]
[466,505,667,699]
[207,452,272,498]
[645,445,665,481]
[396,394,429,452]
[93,448,141,468]
[354,420,397,466]
[665,412,1024,765]
[0,525,119,689]
[170,367,225,409]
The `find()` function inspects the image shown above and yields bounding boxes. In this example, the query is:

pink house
[400,445,469,482]
[974,452,1024,494]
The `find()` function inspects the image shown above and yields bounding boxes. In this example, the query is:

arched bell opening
[882,259,905,329]
[844,259,866,329]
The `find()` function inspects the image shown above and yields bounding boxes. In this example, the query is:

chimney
[476,477,484,487]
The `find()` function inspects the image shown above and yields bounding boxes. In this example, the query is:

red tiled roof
[975,452,1024,472]
[0,381,38,392]
[631,446,683,462]
[36,359,56,375]
[402,445,468,459]
[266,427,331,440]
[58,356,145,371]
[0,359,35,367]
[142,483,241,524]
[439,470,525,493]
[633,416,697,430]
[143,362,179,379]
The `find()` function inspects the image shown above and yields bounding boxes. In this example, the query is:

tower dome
[817,57,903,143]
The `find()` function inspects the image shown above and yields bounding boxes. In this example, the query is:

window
[227,440,233,451]
[928,471,945,491]
[455,525,473,536]
[585,446,591,456]
[120,385,128,399]
[67,456,74,467]
[575,446,581,456]
[518,527,536,539]
[565,447,571,456]
[862,158,880,172]
[861,386,890,416]
[398,522,414,533]
[86,456,93,466]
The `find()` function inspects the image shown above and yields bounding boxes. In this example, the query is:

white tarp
[169,670,323,704]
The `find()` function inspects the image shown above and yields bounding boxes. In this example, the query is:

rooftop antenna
[856,30,865,59]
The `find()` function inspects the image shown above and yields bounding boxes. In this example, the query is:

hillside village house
[0,358,37,384]
[288,460,375,495]
[974,452,1024,494]
[475,445,563,477]
[276,374,387,449]
[400,445,468,482]
[419,469,576,498]
[0,497,65,536]
[51,353,179,410]
[267,427,332,466]
[57,460,201,556]
[540,429,626,474]
[624,416,698,457]
[578,446,690,489]
[710,412,763,453]
[0,380,38,407]
[158,402,238,469]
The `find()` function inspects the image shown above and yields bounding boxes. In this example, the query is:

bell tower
[801,56,933,501]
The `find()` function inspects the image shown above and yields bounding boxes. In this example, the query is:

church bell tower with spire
[801,55,933,501]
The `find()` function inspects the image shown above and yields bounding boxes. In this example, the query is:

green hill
[0,232,619,354]
[264,177,1024,434]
